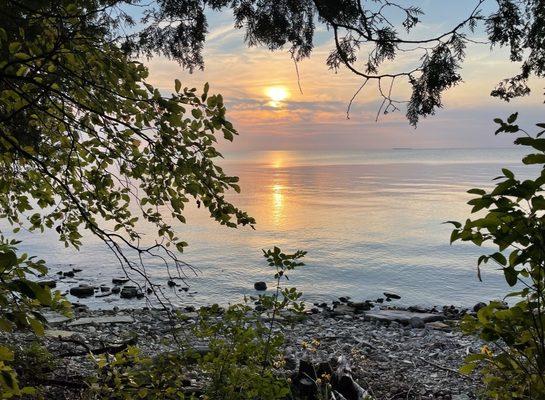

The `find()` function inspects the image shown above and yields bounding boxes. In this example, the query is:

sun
[265,86,289,105]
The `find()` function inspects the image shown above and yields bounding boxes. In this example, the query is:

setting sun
[265,86,289,104]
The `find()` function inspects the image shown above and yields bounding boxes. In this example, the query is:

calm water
[12,148,534,309]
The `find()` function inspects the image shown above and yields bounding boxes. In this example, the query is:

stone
[44,329,76,338]
[43,312,71,325]
[120,286,139,299]
[72,268,82,273]
[111,286,121,294]
[365,309,444,325]
[37,280,57,288]
[383,292,401,300]
[167,280,177,287]
[254,281,267,291]
[100,286,110,292]
[95,291,112,298]
[473,302,486,312]
[69,285,94,297]
[333,304,355,316]
[67,315,134,326]
[426,321,451,331]
[63,271,75,277]
[409,316,425,329]
[112,277,129,285]
[339,296,350,303]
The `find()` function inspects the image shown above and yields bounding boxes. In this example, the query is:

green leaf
[503,267,518,286]
[175,79,181,93]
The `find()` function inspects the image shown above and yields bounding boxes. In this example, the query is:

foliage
[91,347,198,400]
[0,238,68,398]
[122,0,545,125]
[91,247,306,400]
[186,247,305,400]
[450,114,545,399]
[0,0,254,283]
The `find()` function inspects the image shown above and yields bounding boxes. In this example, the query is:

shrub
[91,247,306,400]
[450,114,545,399]
[0,238,69,398]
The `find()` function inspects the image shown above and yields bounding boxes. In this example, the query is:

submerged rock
[112,277,129,285]
[254,281,267,291]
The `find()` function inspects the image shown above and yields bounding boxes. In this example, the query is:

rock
[100,286,110,292]
[333,304,355,316]
[120,286,139,299]
[409,316,425,329]
[254,281,267,291]
[67,315,134,326]
[167,280,177,287]
[146,287,153,294]
[95,291,112,298]
[44,329,76,338]
[111,286,121,294]
[112,277,129,285]
[63,271,75,277]
[426,321,451,331]
[383,292,401,300]
[37,280,57,288]
[43,312,71,325]
[69,285,94,298]
[72,268,82,273]
[348,302,372,312]
[365,309,444,325]
[452,394,470,400]
[339,296,350,303]
[376,298,384,303]
[473,302,487,312]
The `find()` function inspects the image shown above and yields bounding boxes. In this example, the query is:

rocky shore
[3,297,485,400]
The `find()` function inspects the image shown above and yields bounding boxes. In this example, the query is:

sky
[142,1,545,151]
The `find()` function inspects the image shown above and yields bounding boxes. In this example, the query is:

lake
[12,148,533,309]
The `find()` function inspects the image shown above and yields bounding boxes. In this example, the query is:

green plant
[0,238,69,398]
[195,247,306,400]
[91,346,199,400]
[91,248,306,400]
[450,113,545,399]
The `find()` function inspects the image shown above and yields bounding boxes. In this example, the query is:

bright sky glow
[143,2,545,151]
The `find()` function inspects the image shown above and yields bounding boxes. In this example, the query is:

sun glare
[265,86,289,106]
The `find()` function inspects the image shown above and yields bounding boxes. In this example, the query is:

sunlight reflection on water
[9,148,535,309]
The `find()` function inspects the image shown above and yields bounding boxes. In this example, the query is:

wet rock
[63,271,75,277]
[167,280,177,287]
[100,286,110,292]
[120,286,139,299]
[72,268,82,273]
[69,285,94,298]
[339,296,350,303]
[112,277,129,285]
[111,286,121,294]
[473,302,487,312]
[95,291,112,298]
[254,281,267,291]
[383,292,401,300]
